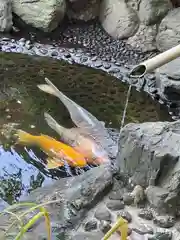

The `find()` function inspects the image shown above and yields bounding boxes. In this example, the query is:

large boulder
[127,24,157,52]
[0,0,13,32]
[156,8,180,51]
[99,0,139,39]
[12,0,66,32]
[0,165,113,239]
[138,0,172,25]
[67,0,100,21]
[116,120,180,214]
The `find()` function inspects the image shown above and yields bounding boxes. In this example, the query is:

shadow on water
[0,52,172,204]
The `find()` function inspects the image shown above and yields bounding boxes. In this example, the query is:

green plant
[0,200,61,240]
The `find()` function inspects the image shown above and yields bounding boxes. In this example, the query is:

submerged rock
[0,0,12,32]
[12,0,66,32]
[117,120,180,215]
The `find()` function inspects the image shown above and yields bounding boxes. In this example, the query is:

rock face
[117,120,180,214]
[12,0,66,32]
[67,0,100,21]
[99,0,172,52]
[156,8,180,51]
[0,165,112,239]
[0,0,13,32]
[99,0,139,39]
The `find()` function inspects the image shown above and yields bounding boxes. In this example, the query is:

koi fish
[37,77,118,159]
[37,78,113,165]
[15,129,88,169]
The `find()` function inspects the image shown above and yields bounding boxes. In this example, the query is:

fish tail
[37,77,65,99]
[44,112,64,136]
[16,130,36,146]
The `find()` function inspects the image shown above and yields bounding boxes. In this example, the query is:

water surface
[0,52,171,204]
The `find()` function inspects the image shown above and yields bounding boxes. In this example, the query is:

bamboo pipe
[129,44,180,78]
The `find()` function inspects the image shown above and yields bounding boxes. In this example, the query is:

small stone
[117,210,132,223]
[94,207,111,221]
[153,215,175,228]
[123,193,134,205]
[51,51,58,57]
[117,227,132,236]
[108,68,120,74]
[19,38,26,43]
[84,219,97,232]
[133,224,154,235]
[103,62,111,69]
[64,53,71,58]
[109,190,123,200]
[106,200,125,211]
[80,57,88,63]
[39,48,48,55]
[138,209,153,220]
[99,220,111,234]
[148,231,172,240]
[91,56,97,61]
[94,61,103,68]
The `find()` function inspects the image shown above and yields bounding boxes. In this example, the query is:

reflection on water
[0,52,172,205]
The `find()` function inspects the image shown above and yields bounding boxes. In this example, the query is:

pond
[0,52,171,205]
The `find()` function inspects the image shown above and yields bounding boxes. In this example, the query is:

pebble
[117,227,132,236]
[84,219,98,231]
[39,48,48,55]
[80,56,88,63]
[106,200,125,211]
[153,215,175,228]
[138,208,154,220]
[99,220,111,234]
[148,231,172,240]
[51,51,58,57]
[123,193,134,205]
[117,210,132,223]
[102,62,111,69]
[64,52,71,58]
[109,190,123,200]
[133,224,154,235]
[108,68,120,74]
[94,61,102,68]
[94,207,111,222]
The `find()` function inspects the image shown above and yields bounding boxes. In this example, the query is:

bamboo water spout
[129,44,180,78]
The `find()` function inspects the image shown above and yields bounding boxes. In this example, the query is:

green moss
[0,52,171,135]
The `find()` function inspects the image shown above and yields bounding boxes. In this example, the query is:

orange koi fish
[15,130,88,169]
[37,78,116,166]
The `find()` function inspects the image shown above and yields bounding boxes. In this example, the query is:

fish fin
[16,130,36,145]
[46,157,64,169]
[44,112,65,136]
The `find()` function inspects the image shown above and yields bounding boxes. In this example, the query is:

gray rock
[153,215,175,228]
[133,224,154,235]
[0,0,13,32]
[84,219,98,231]
[138,0,172,25]
[138,208,154,220]
[145,186,169,212]
[156,8,180,51]
[127,24,158,52]
[12,0,66,32]
[0,165,112,239]
[117,210,132,222]
[99,0,139,39]
[94,206,112,221]
[67,0,100,21]
[106,200,125,211]
[123,193,134,205]
[148,231,172,240]
[116,120,180,215]
[99,220,111,234]
[109,190,123,200]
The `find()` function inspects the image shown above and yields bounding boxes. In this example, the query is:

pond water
[0,51,171,204]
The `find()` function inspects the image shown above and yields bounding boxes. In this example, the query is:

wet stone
[103,62,111,69]
[109,190,123,200]
[80,56,88,63]
[94,207,111,221]
[117,210,132,223]
[117,227,132,236]
[108,68,120,74]
[51,51,58,57]
[64,52,71,58]
[138,208,153,220]
[133,224,154,235]
[91,56,97,61]
[84,219,98,232]
[123,193,134,205]
[153,215,175,228]
[39,48,48,55]
[94,61,103,68]
[99,220,111,234]
[106,200,125,211]
[148,231,172,240]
